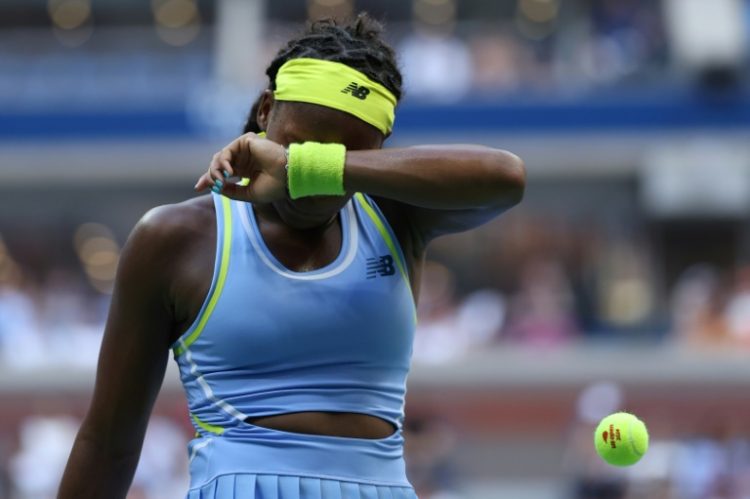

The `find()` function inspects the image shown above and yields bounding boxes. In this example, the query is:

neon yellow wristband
[287,142,346,199]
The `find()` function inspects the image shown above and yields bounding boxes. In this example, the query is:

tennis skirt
[185,422,417,499]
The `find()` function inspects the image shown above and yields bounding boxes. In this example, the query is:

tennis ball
[594,412,648,466]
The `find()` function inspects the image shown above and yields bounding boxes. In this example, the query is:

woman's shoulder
[131,195,214,249]
[123,195,216,272]
[138,195,215,238]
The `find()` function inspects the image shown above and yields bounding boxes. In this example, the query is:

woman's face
[257,91,385,229]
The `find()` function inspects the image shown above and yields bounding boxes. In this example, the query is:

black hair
[242,13,402,134]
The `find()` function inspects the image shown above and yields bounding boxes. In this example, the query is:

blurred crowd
[411,211,750,364]
[0,267,106,371]
[397,0,669,102]
[0,0,692,111]
[0,414,188,499]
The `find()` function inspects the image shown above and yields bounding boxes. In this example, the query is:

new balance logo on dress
[366,255,395,278]
[341,82,371,100]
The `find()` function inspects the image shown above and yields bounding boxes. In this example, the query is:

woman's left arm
[344,145,526,244]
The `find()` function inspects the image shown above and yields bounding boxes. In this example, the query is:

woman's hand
[195,133,288,203]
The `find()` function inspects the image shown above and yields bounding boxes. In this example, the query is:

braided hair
[242,13,403,134]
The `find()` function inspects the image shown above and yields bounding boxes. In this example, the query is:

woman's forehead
[272,101,384,150]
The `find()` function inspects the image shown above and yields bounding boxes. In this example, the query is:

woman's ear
[256,89,275,131]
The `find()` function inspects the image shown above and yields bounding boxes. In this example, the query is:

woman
[59,14,525,499]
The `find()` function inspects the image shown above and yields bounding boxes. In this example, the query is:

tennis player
[59,14,525,498]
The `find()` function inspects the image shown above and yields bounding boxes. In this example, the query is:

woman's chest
[196,258,415,371]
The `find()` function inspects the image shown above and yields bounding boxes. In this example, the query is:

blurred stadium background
[1,0,750,497]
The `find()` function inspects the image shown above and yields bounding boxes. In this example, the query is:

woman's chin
[276,196,349,229]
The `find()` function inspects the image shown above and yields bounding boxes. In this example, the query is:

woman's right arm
[58,206,180,498]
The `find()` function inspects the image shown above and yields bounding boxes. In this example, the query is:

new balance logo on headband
[341,82,371,100]
[366,255,395,278]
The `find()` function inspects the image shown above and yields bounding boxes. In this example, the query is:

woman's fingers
[195,132,263,193]
[195,150,238,191]
[194,172,214,191]
[220,159,234,178]
[193,161,226,192]
[210,152,232,181]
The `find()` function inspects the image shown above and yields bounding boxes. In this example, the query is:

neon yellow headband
[274,58,397,135]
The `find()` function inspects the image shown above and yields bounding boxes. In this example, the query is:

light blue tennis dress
[171,192,418,498]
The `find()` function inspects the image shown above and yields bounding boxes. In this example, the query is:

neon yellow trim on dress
[173,196,233,356]
[355,193,417,323]
[191,413,225,435]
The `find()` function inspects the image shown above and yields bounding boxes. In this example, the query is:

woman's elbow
[491,149,526,207]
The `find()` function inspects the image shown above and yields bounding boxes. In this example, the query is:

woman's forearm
[58,430,141,499]
[344,145,525,209]
[59,436,139,498]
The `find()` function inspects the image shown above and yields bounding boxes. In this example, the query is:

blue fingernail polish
[223,171,229,178]
[216,179,223,187]
[212,186,221,193]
